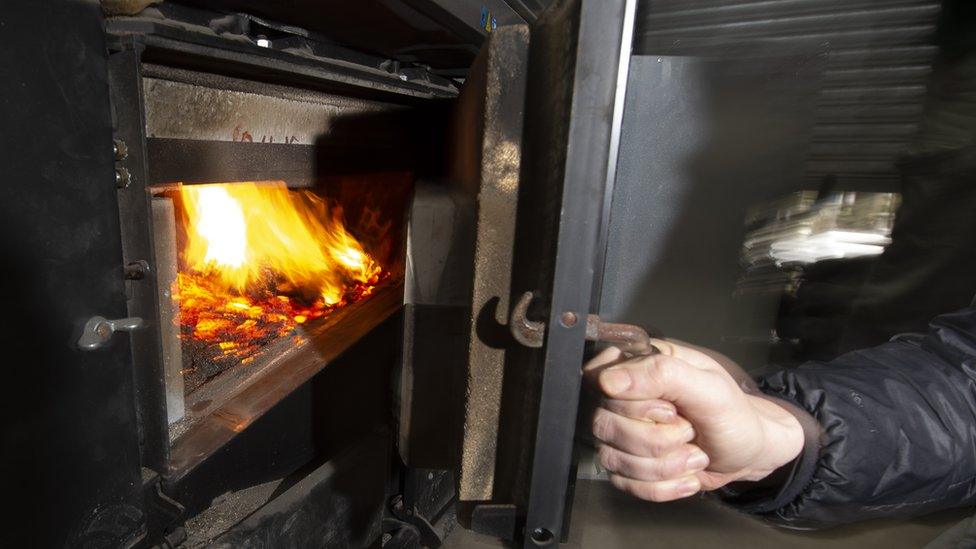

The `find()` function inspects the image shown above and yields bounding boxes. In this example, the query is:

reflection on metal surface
[143,77,395,145]
[742,191,900,268]
[167,280,402,480]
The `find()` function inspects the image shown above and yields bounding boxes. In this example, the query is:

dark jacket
[728,305,976,528]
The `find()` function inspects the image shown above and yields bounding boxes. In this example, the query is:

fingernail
[647,406,675,422]
[686,450,709,471]
[601,369,631,395]
[677,478,700,497]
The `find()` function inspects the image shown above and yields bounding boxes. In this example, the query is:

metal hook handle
[509,291,657,356]
[511,291,546,348]
[78,316,144,350]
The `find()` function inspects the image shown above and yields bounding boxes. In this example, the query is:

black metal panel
[0,1,146,546]
[398,304,468,468]
[635,0,942,190]
[168,0,533,70]
[211,435,390,548]
[172,312,401,519]
[106,11,459,103]
[146,128,445,186]
[505,0,635,545]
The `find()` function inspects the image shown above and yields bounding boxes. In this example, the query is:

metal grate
[635,0,942,189]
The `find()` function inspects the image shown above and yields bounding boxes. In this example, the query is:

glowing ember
[171,181,383,385]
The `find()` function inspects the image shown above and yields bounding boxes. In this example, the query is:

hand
[584,342,804,502]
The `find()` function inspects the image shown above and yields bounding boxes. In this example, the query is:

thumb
[597,354,732,416]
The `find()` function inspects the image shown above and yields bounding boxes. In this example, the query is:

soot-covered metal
[4,0,644,546]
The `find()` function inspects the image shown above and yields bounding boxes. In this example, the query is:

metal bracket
[390,495,443,548]
[510,291,657,356]
[78,316,145,350]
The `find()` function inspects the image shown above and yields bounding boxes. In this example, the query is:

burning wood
[169,181,385,393]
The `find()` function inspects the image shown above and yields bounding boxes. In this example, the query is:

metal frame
[521,0,636,546]
[109,38,173,475]
[168,281,403,480]
[105,13,458,102]
[105,13,460,480]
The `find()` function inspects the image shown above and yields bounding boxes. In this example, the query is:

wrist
[740,395,805,482]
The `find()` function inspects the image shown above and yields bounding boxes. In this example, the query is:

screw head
[113,139,128,160]
[115,166,131,188]
[124,260,150,280]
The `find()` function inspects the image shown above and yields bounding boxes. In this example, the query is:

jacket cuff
[718,393,823,514]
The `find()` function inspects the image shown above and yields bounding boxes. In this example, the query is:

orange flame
[173,181,383,366]
[180,181,380,304]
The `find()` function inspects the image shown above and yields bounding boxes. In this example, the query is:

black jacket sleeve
[727,306,976,529]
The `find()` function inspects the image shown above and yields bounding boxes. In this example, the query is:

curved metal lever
[509,291,657,356]
[78,316,144,350]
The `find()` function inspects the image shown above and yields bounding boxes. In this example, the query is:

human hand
[584,342,804,502]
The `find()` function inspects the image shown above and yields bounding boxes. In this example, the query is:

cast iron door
[511,0,636,545]
[0,1,146,546]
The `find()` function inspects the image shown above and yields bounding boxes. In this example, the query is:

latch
[78,316,144,350]
[509,291,657,356]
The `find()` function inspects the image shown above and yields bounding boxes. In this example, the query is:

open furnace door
[438,0,637,545]
[509,0,636,545]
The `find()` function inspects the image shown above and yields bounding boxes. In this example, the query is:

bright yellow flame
[179,181,381,303]
[191,186,247,268]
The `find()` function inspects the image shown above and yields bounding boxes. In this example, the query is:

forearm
[729,324,976,528]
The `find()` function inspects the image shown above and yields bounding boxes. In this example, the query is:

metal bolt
[113,139,128,160]
[560,311,578,328]
[115,166,131,188]
[530,527,554,546]
[95,321,113,340]
[124,260,150,280]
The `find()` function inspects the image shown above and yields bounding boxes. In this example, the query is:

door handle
[509,291,657,356]
[78,316,144,350]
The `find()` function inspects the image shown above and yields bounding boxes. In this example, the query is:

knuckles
[591,408,615,443]
[592,407,692,458]
[632,482,666,502]
[598,444,620,473]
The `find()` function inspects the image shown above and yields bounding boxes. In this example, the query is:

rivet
[560,311,578,328]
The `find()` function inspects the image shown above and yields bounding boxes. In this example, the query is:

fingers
[602,398,676,423]
[592,407,694,457]
[593,403,708,503]
[583,346,627,379]
[596,355,733,417]
[598,443,709,482]
[609,473,701,502]
[649,338,681,357]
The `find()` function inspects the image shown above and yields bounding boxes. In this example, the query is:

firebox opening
[152,173,411,440]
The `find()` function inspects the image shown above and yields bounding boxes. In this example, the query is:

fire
[172,181,383,370]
